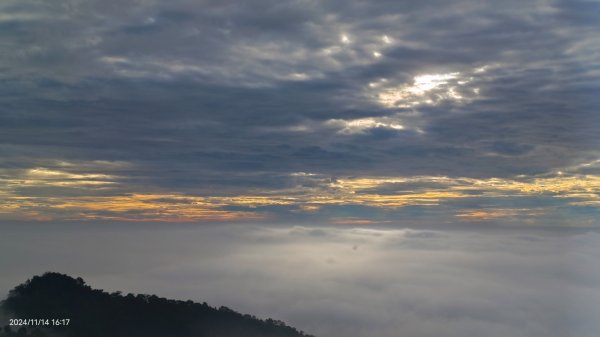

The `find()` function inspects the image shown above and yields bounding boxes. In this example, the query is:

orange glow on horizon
[1,166,599,223]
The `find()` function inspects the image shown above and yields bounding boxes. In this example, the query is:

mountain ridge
[0,272,314,337]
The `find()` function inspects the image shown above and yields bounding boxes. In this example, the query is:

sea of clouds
[1,223,599,337]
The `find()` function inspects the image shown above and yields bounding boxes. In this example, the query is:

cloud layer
[1,0,599,224]
[1,224,600,337]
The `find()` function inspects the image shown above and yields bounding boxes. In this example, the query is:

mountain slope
[0,272,313,337]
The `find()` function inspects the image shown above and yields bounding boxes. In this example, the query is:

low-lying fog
[1,223,599,337]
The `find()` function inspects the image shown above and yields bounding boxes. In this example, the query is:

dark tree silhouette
[1,273,314,337]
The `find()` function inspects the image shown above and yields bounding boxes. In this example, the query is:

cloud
[0,0,599,224]
[1,224,599,337]
[1,4,599,337]
[2,162,600,225]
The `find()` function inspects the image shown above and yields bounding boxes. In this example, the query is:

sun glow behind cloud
[410,73,460,94]
[373,69,483,108]
[309,67,488,136]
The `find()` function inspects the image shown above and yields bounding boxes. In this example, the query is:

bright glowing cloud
[326,117,404,134]
[410,73,460,94]
[374,69,482,108]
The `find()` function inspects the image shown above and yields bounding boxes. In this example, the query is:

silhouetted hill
[0,272,313,337]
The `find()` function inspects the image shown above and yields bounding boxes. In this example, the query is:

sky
[1,2,600,337]
[0,0,599,226]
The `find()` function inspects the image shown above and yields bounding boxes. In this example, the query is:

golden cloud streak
[1,166,599,222]
[332,175,600,195]
[455,208,546,221]
[49,194,266,222]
